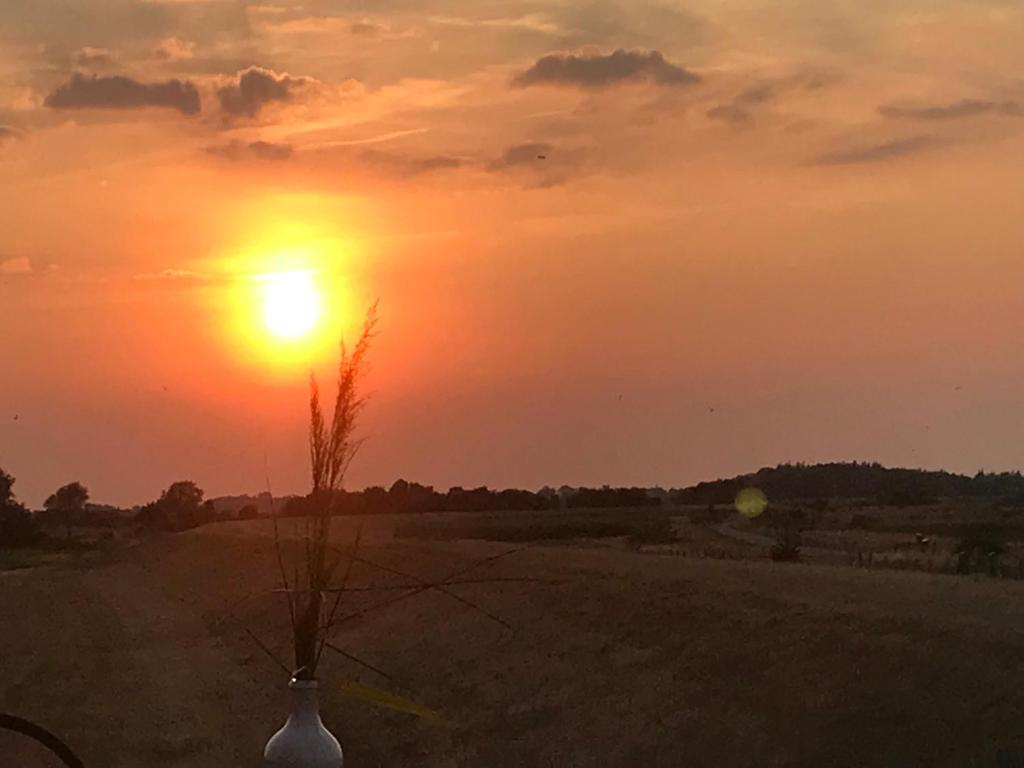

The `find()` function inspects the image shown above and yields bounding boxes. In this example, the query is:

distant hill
[671,462,1024,506]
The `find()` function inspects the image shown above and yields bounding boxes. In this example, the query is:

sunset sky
[2,0,1024,507]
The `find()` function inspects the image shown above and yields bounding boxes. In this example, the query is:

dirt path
[0,546,275,767]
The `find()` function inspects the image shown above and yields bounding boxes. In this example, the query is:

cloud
[0,257,32,275]
[153,37,195,61]
[879,99,1022,121]
[707,73,838,127]
[44,73,200,115]
[205,139,294,161]
[488,142,554,170]
[812,136,938,166]
[134,268,208,280]
[707,83,779,125]
[356,149,462,175]
[413,155,462,172]
[76,47,116,67]
[217,66,315,117]
[487,142,587,187]
[0,126,23,142]
[513,49,699,90]
[430,13,563,35]
[707,103,753,126]
[349,20,387,36]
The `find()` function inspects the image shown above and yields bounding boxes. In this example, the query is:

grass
[393,511,675,544]
[5,520,1024,767]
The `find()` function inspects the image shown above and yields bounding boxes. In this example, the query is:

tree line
[672,462,1024,506]
[0,465,665,542]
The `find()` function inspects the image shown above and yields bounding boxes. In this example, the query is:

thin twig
[264,455,295,630]
[244,627,293,677]
[314,522,363,670]
[326,546,529,630]
[319,553,526,630]
[322,641,393,680]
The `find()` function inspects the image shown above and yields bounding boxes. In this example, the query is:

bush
[771,525,802,562]
[955,526,1007,576]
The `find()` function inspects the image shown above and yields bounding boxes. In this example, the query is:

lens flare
[735,487,768,519]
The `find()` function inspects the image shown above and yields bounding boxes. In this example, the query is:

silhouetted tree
[44,481,89,539]
[0,467,39,547]
[137,480,209,531]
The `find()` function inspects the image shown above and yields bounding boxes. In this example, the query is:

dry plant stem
[286,305,377,680]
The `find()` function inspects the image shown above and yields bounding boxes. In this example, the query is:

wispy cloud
[707,72,839,127]
[76,46,116,67]
[811,135,938,166]
[879,99,1022,121]
[153,37,195,61]
[133,268,209,280]
[429,13,563,35]
[205,139,294,161]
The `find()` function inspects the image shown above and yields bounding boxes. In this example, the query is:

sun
[258,270,322,340]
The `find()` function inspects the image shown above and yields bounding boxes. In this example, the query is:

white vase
[264,678,344,768]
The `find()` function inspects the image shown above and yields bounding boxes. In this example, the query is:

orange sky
[2,0,1024,506]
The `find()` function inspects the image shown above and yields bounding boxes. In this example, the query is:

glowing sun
[259,270,322,340]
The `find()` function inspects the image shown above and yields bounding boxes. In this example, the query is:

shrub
[771,524,802,562]
[954,526,1007,576]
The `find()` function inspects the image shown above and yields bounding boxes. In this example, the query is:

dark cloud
[812,135,937,166]
[217,67,314,118]
[487,142,587,187]
[44,73,200,115]
[734,82,779,106]
[706,103,753,126]
[512,49,699,90]
[488,142,554,170]
[879,99,1022,121]
[205,140,294,161]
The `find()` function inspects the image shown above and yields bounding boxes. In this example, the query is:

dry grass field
[3,510,1024,767]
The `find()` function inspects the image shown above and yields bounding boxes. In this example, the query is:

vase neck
[288,679,321,722]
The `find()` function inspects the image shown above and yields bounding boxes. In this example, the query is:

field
[3,508,1024,767]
